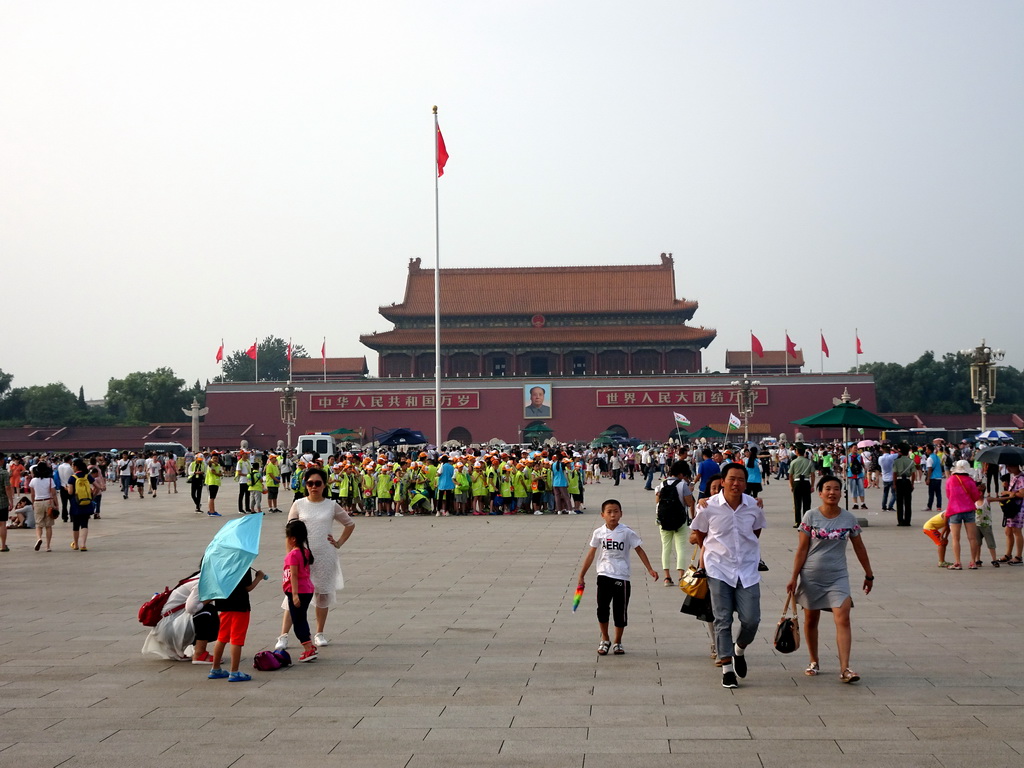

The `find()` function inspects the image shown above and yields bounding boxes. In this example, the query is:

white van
[295,433,336,459]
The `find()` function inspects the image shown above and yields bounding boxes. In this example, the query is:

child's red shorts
[217,611,250,646]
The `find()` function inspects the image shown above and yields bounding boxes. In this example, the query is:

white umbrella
[976,430,1011,441]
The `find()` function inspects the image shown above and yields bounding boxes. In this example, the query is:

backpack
[253,649,292,671]
[74,474,93,505]
[848,455,863,475]
[138,576,194,627]
[657,478,688,531]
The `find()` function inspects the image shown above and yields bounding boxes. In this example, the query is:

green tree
[219,337,309,382]
[23,383,79,426]
[859,352,1024,414]
[105,368,188,423]
[0,368,12,399]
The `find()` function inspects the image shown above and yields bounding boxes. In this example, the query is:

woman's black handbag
[773,594,801,654]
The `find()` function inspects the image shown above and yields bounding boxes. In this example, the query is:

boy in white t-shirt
[577,499,658,656]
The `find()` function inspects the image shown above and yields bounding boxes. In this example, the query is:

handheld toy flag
[572,583,585,612]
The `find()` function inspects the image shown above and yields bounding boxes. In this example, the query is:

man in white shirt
[57,456,74,522]
[690,462,767,689]
[878,446,897,511]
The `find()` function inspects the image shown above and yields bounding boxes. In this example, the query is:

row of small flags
[213,339,327,364]
[750,331,862,358]
[673,412,743,432]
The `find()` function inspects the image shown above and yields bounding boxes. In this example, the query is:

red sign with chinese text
[596,388,768,407]
[310,392,480,412]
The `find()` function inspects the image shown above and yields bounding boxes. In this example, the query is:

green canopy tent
[791,388,900,510]
[328,427,364,441]
[687,426,727,441]
[523,422,554,443]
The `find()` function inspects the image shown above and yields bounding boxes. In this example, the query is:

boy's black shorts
[193,609,220,642]
[596,575,631,628]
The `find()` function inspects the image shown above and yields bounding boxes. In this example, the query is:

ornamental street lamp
[273,382,303,451]
[959,339,1004,432]
[730,374,761,444]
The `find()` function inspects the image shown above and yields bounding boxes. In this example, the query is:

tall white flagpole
[784,329,789,376]
[288,337,293,381]
[819,328,823,375]
[254,338,258,383]
[433,106,442,449]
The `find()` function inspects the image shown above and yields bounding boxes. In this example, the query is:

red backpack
[138,577,195,627]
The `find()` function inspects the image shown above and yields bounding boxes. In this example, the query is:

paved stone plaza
[2,475,1023,767]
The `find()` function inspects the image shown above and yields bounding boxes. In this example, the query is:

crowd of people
[6,435,1022,690]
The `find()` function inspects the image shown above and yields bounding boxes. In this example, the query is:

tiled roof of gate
[379,254,699,319]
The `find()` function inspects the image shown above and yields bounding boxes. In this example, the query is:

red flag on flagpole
[245,342,257,360]
[751,333,764,358]
[820,333,830,358]
[321,339,326,361]
[856,335,863,355]
[286,342,292,361]
[436,125,449,177]
[215,343,224,363]
[785,334,798,359]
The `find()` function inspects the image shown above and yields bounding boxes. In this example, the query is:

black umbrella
[975,445,1024,466]
[374,428,429,447]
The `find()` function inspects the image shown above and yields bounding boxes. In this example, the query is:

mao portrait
[524,384,552,419]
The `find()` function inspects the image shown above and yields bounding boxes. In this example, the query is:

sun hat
[951,460,972,475]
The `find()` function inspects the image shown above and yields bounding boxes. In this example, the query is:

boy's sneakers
[722,671,739,688]
[313,633,329,647]
[208,668,230,679]
[299,647,318,663]
[192,651,214,664]
[275,634,289,651]
[228,671,252,682]
[207,512,222,517]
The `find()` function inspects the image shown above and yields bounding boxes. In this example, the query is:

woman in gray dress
[786,476,874,683]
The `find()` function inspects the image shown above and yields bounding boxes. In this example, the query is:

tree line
[858,351,1024,414]
[0,343,1021,428]
[0,336,306,428]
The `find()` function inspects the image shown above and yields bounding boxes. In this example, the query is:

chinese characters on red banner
[596,388,768,407]
[310,392,480,412]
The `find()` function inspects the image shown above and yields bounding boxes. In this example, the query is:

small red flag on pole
[785,334,798,359]
[436,125,449,177]
[215,342,224,363]
[856,334,863,355]
[245,342,257,360]
[820,333,830,358]
[751,333,764,358]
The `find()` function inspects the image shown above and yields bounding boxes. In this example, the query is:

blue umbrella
[976,429,1011,441]
[198,514,263,601]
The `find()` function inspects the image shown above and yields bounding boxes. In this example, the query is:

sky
[3,1,1022,399]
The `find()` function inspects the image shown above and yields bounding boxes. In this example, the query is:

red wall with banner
[205,374,878,450]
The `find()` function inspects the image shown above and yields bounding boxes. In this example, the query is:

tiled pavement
[2,475,1023,767]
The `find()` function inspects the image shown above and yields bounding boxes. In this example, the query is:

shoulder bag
[773,593,801,654]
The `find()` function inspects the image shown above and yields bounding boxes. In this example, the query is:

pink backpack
[253,649,291,671]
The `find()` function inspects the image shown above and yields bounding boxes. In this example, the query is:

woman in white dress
[276,466,355,650]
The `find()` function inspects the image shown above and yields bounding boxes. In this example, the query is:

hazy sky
[3,1,1021,399]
